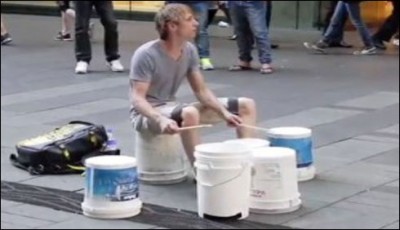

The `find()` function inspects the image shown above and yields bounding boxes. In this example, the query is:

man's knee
[238,97,256,115]
[181,106,200,125]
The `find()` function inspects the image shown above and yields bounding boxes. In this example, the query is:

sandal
[229,64,253,71]
[260,65,274,74]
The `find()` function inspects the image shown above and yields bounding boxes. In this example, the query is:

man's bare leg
[1,16,7,35]
[236,97,257,138]
[180,106,201,167]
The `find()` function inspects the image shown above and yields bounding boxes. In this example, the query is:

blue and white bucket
[82,155,142,219]
[267,127,316,182]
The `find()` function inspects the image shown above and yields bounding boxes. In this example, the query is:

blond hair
[155,3,193,40]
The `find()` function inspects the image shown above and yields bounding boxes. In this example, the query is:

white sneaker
[75,61,89,74]
[218,21,230,28]
[108,59,124,72]
[393,39,399,47]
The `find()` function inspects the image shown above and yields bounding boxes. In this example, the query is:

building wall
[1,1,394,29]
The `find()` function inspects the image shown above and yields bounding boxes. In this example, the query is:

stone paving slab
[285,201,399,229]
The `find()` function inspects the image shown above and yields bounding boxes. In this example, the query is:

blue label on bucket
[269,137,313,168]
[86,167,139,202]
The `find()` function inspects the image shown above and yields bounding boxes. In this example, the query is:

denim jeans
[75,1,120,63]
[189,2,210,58]
[323,1,373,47]
[230,1,272,64]
[323,1,347,43]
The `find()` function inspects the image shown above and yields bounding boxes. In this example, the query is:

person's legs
[373,1,399,49]
[191,2,213,70]
[182,97,257,165]
[305,1,348,52]
[1,16,7,35]
[56,1,75,41]
[245,2,272,72]
[327,1,351,47]
[265,1,272,29]
[323,1,338,34]
[219,2,232,24]
[75,1,93,64]
[323,1,348,44]
[230,2,253,67]
[1,15,12,45]
[265,1,279,49]
[207,8,218,27]
[94,1,120,64]
[345,2,376,55]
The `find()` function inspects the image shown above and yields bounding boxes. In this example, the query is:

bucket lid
[224,138,270,149]
[195,142,251,158]
[85,155,137,169]
[252,147,296,159]
[267,127,311,139]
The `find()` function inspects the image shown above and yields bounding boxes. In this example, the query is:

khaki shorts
[132,97,240,135]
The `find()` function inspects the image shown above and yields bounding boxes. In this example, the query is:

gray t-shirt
[129,39,200,117]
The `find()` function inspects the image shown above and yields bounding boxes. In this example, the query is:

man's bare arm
[131,80,164,123]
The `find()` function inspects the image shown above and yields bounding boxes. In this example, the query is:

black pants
[207,3,231,27]
[265,1,272,29]
[75,1,119,63]
[373,0,399,42]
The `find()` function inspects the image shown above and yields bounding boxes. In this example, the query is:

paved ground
[1,14,399,229]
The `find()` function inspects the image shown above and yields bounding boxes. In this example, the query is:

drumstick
[239,124,269,132]
[178,124,213,131]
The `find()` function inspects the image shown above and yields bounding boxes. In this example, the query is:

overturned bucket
[135,132,187,184]
[267,127,316,182]
[250,147,301,214]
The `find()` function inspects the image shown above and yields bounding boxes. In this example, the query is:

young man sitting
[129,3,257,167]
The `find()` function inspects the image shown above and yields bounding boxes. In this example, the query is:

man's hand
[157,117,180,135]
[223,111,243,127]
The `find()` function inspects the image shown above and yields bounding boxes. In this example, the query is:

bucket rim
[195,142,251,156]
[267,127,311,139]
[252,147,296,158]
[224,138,270,148]
[85,155,137,169]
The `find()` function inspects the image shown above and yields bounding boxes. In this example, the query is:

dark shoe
[372,38,386,50]
[54,32,73,41]
[229,64,253,71]
[328,41,353,48]
[303,40,328,53]
[1,33,12,45]
[271,43,279,49]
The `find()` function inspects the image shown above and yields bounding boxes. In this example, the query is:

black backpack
[9,121,120,175]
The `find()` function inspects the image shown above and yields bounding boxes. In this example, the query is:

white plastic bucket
[135,132,187,184]
[250,147,301,214]
[194,142,252,219]
[81,155,142,219]
[267,127,316,182]
[224,138,270,149]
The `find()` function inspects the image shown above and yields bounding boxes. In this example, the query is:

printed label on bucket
[269,138,313,167]
[86,167,139,202]
[251,163,282,199]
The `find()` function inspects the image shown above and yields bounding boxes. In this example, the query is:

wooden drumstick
[238,124,270,132]
[178,124,213,131]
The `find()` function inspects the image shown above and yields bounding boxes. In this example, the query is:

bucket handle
[196,163,248,188]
